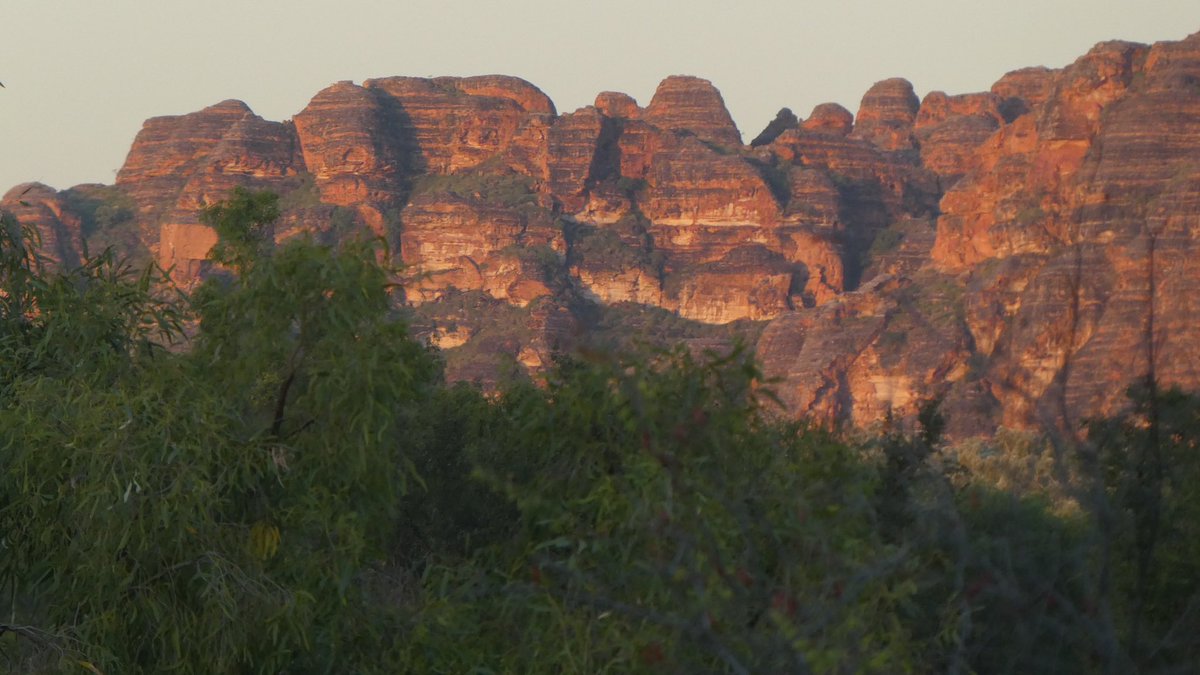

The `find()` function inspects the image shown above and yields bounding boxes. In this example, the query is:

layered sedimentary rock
[758,274,974,429]
[991,67,1058,120]
[293,81,402,213]
[361,75,555,178]
[1,183,84,269]
[850,78,920,152]
[9,29,1200,438]
[914,32,1200,433]
[802,103,854,136]
[118,100,301,222]
[594,91,641,119]
[399,189,560,306]
[643,76,743,148]
[915,92,1003,182]
[670,246,794,323]
[546,107,611,213]
[116,99,303,282]
[641,134,779,227]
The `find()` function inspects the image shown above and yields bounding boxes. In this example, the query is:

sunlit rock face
[915,91,1004,184]
[398,190,561,307]
[114,99,303,284]
[293,82,402,210]
[851,78,921,152]
[10,30,1200,437]
[643,75,743,149]
[360,74,555,178]
[119,102,302,214]
[921,32,1200,433]
[757,275,975,430]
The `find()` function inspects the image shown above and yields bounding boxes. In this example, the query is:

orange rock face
[360,75,554,178]
[293,82,402,209]
[119,100,301,221]
[851,78,920,152]
[547,107,611,213]
[643,76,743,148]
[641,134,779,227]
[758,275,973,429]
[802,103,854,136]
[10,30,1200,438]
[915,91,1003,182]
[116,99,304,282]
[594,91,641,120]
[399,190,560,306]
[914,31,1200,433]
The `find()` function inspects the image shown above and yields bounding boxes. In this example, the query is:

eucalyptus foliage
[3,190,1200,674]
[1,191,438,673]
[395,348,921,673]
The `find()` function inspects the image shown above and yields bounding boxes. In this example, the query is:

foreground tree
[5,190,1200,673]
[394,348,923,673]
[1086,383,1200,671]
[0,191,438,673]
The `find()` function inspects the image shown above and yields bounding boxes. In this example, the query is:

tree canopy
[2,189,1198,673]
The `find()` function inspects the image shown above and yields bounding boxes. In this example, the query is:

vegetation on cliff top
[2,190,1198,673]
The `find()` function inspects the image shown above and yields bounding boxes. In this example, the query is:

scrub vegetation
[2,190,1198,673]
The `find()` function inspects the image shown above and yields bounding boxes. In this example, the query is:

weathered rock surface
[991,67,1058,120]
[119,100,302,221]
[9,30,1200,438]
[399,188,560,306]
[915,91,1003,183]
[547,107,611,213]
[293,81,402,213]
[758,274,974,428]
[594,91,641,119]
[362,75,555,178]
[116,99,303,282]
[920,31,1200,433]
[802,103,854,136]
[641,134,779,227]
[1,183,84,269]
[643,76,743,148]
[851,78,920,152]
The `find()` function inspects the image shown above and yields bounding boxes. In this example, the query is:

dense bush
[1,191,441,673]
[398,348,920,672]
[411,171,537,208]
[59,185,147,262]
[3,190,1199,673]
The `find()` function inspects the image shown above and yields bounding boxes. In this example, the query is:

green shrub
[412,171,537,208]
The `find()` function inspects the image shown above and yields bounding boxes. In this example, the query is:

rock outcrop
[1,183,84,269]
[643,76,743,148]
[115,99,303,282]
[750,108,799,147]
[293,81,402,213]
[361,75,555,178]
[851,78,920,152]
[9,29,1200,439]
[118,100,301,222]
[915,92,1003,182]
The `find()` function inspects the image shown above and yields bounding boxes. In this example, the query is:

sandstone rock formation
[643,76,743,148]
[851,78,921,152]
[750,108,799,147]
[115,99,303,283]
[1,183,84,269]
[8,29,1200,438]
[293,81,401,214]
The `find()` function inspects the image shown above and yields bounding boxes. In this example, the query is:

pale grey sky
[3,1,1199,192]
